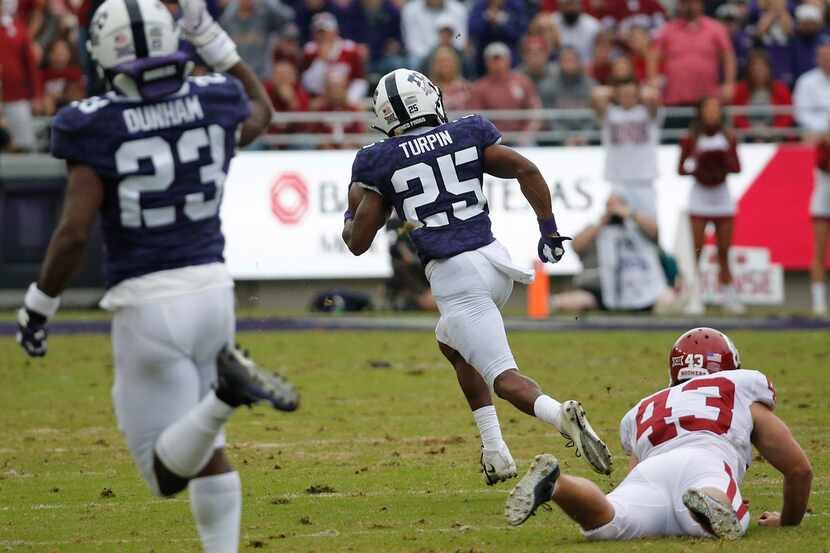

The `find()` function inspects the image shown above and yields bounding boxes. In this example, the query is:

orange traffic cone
[527,260,550,319]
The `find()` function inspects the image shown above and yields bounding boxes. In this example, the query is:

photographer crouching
[551,194,679,313]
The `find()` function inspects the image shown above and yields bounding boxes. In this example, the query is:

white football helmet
[372,69,448,137]
[87,0,189,99]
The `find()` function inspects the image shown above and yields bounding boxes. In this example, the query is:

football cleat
[215,345,299,411]
[682,488,744,540]
[560,400,613,475]
[480,444,518,485]
[505,453,560,526]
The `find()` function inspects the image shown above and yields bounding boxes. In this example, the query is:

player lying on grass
[342,68,613,483]
[505,327,812,540]
[15,0,298,551]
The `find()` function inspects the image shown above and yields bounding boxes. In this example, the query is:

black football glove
[17,307,49,357]
[537,216,571,264]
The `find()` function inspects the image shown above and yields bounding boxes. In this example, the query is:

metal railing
[29,105,809,150]
[256,105,806,147]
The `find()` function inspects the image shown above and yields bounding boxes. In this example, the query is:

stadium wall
[1,145,825,311]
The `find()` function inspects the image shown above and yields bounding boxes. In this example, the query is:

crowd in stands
[3,0,830,150]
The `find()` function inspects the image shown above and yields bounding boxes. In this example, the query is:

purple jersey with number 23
[50,73,250,288]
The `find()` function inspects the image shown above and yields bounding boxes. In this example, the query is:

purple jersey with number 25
[50,74,250,288]
[350,115,502,263]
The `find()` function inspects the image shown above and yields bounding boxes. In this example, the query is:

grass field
[1,328,828,552]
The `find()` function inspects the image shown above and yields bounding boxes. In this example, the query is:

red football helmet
[669,327,741,385]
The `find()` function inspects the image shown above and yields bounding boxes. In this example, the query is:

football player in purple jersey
[343,69,613,485]
[16,0,297,550]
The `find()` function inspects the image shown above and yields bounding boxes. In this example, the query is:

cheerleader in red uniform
[811,137,830,315]
[678,96,743,314]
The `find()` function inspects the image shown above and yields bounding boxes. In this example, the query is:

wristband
[538,215,558,236]
[344,209,354,222]
[24,282,60,318]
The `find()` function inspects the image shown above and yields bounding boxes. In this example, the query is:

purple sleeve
[350,147,383,194]
[50,103,96,164]
[193,75,251,129]
[474,115,502,148]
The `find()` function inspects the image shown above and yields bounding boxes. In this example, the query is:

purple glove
[537,216,571,264]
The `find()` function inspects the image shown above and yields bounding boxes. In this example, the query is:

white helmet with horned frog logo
[372,69,448,137]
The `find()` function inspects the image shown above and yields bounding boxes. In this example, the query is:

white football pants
[110,287,235,495]
[584,447,750,540]
[427,240,531,388]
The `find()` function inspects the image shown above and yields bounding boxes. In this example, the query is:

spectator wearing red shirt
[40,37,84,115]
[0,9,43,151]
[307,72,365,149]
[264,60,310,137]
[732,50,793,139]
[469,42,542,142]
[647,0,736,127]
[301,12,367,103]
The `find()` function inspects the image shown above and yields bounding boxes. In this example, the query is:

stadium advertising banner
[221,144,821,285]
[221,151,392,279]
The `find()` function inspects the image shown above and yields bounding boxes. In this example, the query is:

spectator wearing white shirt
[552,0,601,63]
[793,39,830,140]
[401,0,468,65]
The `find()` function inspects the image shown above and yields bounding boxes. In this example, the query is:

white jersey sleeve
[731,369,776,411]
[619,406,638,456]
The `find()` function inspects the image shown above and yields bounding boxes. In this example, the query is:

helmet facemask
[108,52,194,101]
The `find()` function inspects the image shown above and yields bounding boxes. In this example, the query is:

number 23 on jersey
[115,124,227,228]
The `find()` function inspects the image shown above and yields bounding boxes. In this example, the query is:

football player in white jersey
[505,327,812,540]
[592,78,662,219]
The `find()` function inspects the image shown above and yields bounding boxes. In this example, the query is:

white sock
[472,405,504,450]
[189,471,241,553]
[533,395,563,432]
[812,282,827,310]
[155,391,234,477]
